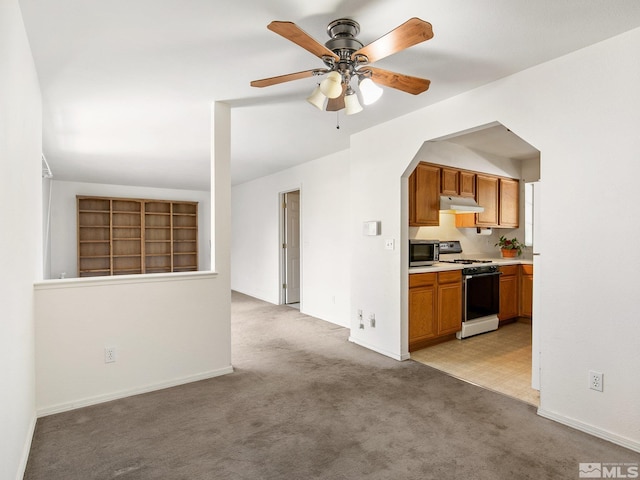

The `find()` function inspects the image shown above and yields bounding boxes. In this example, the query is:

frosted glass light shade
[344,91,363,115]
[306,86,326,110]
[320,71,343,99]
[359,77,383,105]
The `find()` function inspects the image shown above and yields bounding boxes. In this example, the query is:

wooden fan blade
[250,69,319,88]
[352,18,433,64]
[268,21,340,61]
[367,67,431,95]
[326,84,347,111]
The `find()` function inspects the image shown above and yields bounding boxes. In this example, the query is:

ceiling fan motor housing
[324,19,366,79]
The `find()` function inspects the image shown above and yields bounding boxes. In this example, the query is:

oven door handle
[464,272,502,280]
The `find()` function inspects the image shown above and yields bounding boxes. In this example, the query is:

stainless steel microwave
[409,239,440,267]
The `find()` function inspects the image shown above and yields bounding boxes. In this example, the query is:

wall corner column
[211,102,231,279]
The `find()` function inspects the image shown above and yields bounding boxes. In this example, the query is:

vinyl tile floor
[411,321,540,406]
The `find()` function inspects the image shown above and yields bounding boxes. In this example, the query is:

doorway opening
[280,190,301,307]
[406,122,541,406]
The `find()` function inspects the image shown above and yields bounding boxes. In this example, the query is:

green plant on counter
[495,235,524,255]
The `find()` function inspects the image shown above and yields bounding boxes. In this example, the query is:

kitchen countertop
[409,257,533,274]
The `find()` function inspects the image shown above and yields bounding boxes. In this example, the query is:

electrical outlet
[358,309,364,329]
[105,346,117,363]
[589,370,603,392]
[369,313,376,328]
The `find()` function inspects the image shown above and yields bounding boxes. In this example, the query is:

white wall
[0,0,42,477]
[34,273,231,415]
[232,150,351,327]
[348,28,640,449]
[48,180,211,279]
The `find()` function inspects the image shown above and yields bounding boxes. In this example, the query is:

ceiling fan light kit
[319,71,343,99]
[306,85,326,110]
[358,77,384,105]
[251,17,433,116]
[344,86,363,115]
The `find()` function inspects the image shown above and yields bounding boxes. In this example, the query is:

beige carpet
[24,292,639,479]
[411,321,539,406]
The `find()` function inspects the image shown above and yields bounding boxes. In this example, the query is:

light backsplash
[410,213,531,259]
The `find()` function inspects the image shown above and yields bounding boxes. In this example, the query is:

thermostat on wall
[363,221,381,236]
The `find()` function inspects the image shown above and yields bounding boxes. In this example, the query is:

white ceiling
[19,0,640,189]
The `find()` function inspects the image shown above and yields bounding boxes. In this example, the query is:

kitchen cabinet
[409,273,437,346]
[441,167,476,198]
[437,270,463,335]
[459,171,476,198]
[409,270,462,351]
[409,163,440,226]
[498,264,534,322]
[519,264,533,318]
[498,265,519,323]
[455,173,519,228]
[476,174,499,227]
[499,178,519,227]
[441,168,459,196]
[409,162,518,229]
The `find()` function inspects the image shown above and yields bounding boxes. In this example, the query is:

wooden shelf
[77,196,198,277]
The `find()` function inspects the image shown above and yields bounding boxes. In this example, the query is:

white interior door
[284,191,300,304]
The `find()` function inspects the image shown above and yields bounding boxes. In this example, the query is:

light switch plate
[363,221,380,236]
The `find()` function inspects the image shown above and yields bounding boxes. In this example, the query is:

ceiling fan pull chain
[336,111,340,129]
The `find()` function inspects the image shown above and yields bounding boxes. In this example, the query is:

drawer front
[521,264,533,275]
[500,265,518,276]
[438,270,461,284]
[409,272,437,288]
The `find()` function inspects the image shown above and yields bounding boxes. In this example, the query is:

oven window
[465,274,500,321]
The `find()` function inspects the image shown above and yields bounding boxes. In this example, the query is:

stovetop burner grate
[440,259,493,265]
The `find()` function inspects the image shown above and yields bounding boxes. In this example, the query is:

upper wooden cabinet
[476,174,499,227]
[441,168,459,196]
[440,167,475,198]
[499,178,519,227]
[455,173,519,229]
[409,162,518,229]
[459,171,476,198]
[409,163,440,226]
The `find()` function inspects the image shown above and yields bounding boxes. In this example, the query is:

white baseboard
[537,407,640,453]
[348,336,405,361]
[17,413,37,480]
[37,366,234,417]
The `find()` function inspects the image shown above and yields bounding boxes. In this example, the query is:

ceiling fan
[250,17,433,114]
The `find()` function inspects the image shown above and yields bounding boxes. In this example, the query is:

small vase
[501,248,518,258]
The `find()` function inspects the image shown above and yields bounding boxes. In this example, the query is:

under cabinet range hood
[439,195,485,214]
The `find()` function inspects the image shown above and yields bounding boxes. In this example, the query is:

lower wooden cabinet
[410,265,532,351]
[520,264,533,318]
[409,273,437,344]
[437,271,463,335]
[499,264,534,322]
[498,265,519,322]
[409,270,462,351]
